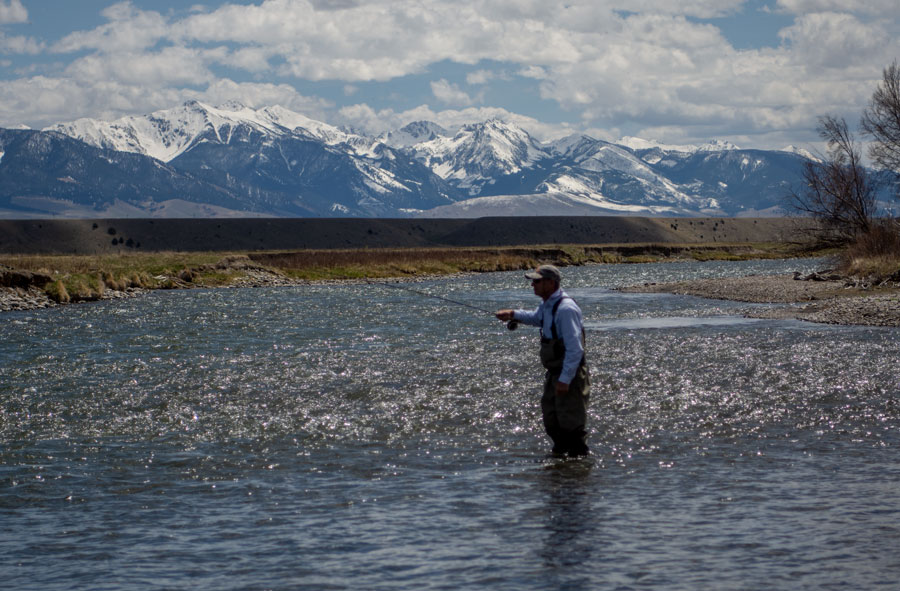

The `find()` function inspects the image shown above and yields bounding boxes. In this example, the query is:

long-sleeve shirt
[512,288,585,385]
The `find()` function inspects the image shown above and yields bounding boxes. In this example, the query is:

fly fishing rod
[365,279,520,330]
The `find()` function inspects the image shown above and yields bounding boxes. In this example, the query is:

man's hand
[556,381,570,396]
[495,309,515,321]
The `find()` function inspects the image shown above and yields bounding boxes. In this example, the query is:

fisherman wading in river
[496,265,590,457]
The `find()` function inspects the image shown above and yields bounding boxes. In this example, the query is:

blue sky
[1,0,898,150]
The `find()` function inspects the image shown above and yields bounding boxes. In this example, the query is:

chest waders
[540,297,590,457]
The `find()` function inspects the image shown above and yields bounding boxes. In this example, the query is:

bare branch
[862,60,900,188]
[788,115,877,241]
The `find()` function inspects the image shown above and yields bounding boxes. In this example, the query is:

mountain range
[0,100,812,219]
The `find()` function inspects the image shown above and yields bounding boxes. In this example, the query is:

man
[496,265,590,457]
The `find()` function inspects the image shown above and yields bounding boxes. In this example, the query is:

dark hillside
[0,216,806,255]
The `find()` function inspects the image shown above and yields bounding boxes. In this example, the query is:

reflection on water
[2,257,899,590]
[538,461,596,590]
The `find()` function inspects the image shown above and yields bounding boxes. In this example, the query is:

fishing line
[365,279,519,330]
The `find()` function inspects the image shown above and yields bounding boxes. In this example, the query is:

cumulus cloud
[0,75,188,129]
[53,2,169,53]
[63,46,221,87]
[0,32,43,54]
[430,79,475,106]
[776,0,900,17]
[466,69,495,85]
[0,74,330,130]
[0,0,27,25]
[780,12,889,68]
[4,0,900,147]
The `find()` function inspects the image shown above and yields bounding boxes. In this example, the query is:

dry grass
[0,251,228,276]
[839,222,900,282]
[0,251,242,302]
[247,243,811,281]
[249,247,544,280]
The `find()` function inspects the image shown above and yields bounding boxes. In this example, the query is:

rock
[793,270,843,282]
[0,286,55,312]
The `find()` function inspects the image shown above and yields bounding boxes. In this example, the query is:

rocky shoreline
[0,283,149,312]
[621,273,900,327]
[0,258,298,313]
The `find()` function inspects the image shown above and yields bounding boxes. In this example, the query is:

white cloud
[0,32,43,54]
[0,75,186,128]
[0,74,330,130]
[779,12,889,68]
[776,0,900,17]
[431,78,475,106]
[466,69,494,85]
[52,2,169,53]
[4,0,900,148]
[63,46,220,86]
[224,46,273,72]
[0,0,27,25]
[517,66,547,79]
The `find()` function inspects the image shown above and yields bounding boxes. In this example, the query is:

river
[2,258,899,590]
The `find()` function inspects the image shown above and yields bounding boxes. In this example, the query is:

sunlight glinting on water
[3,257,899,591]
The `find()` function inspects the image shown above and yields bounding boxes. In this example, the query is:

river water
[2,258,899,590]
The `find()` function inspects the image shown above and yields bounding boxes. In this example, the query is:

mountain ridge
[0,101,814,219]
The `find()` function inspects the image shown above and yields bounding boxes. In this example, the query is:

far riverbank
[6,232,897,327]
[2,241,822,313]
[620,273,900,327]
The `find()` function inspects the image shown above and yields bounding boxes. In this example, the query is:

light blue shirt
[513,288,585,385]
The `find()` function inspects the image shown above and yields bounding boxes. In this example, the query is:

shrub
[840,220,900,279]
[846,220,900,258]
[45,279,70,303]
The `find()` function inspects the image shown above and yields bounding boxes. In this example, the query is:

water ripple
[3,258,900,590]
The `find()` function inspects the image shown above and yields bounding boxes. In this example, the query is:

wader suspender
[542,297,586,367]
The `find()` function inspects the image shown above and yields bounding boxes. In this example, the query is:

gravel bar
[620,274,900,327]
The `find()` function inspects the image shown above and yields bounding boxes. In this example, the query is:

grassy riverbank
[1,241,830,304]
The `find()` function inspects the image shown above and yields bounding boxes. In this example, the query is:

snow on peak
[257,105,347,142]
[618,136,740,153]
[780,145,816,160]
[411,119,547,190]
[46,102,351,162]
[379,121,449,148]
[548,133,600,155]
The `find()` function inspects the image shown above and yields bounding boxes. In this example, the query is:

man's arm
[495,308,541,326]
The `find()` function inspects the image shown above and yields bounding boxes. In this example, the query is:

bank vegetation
[1,241,823,305]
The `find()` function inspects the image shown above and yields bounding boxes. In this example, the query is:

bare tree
[861,60,900,185]
[790,115,877,240]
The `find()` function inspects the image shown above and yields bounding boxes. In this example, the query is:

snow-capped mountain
[33,101,459,217]
[378,121,449,149]
[409,119,551,195]
[46,100,357,162]
[0,101,818,219]
[618,136,740,153]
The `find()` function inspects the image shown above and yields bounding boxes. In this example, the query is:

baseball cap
[524,264,561,282]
